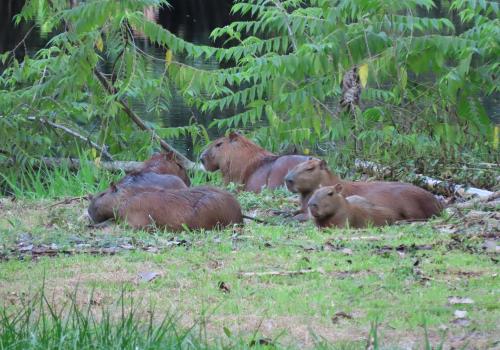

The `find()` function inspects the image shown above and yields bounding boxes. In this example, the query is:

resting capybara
[118,186,243,231]
[138,151,191,186]
[199,132,309,192]
[88,172,187,223]
[308,184,399,228]
[285,158,442,220]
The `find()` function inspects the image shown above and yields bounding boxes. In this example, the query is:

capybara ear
[333,183,343,193]
[228,131,240,141]
[319,159,327,169]
[164,150,176,161]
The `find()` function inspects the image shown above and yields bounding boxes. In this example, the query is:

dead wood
[238,268,324,277]
[354,159,494,198]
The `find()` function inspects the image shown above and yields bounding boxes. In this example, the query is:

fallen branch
[0,156,143,173]
[238,268,324,277]
[453,191,500,209]
[354,159,494,198]
[93,69,195,169]
[27,116,113,161]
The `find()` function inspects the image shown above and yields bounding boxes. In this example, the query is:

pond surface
[0,0,238,158]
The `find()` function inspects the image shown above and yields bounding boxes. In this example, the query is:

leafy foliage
[0,0,202,165]
[0,0,498,188]
[176,0,498,168]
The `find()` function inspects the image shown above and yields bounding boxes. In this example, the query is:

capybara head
[307,184,344,219]
[199,132,242,172]
[141,151,190,186]
[285,157,329,193]
[88,172,187,223]
[88,184,120,223]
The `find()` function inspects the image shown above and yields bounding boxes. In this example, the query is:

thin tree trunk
[93,69,196,169]
[27,116,113,161]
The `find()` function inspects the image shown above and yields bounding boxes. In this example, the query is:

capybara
[118,186,243,231]
[88,172,187,223]
[138,151,191,186]
[285,158,442,220]
[199,132,309,192]
[308,184,400,228]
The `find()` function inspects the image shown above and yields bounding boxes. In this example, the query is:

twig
[93,69,196,169]
[271,0,298,51]
[27,116,113,161]
[238,268,324,277]
[46,195,90,209]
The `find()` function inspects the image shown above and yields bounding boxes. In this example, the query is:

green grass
[0,166,499,349]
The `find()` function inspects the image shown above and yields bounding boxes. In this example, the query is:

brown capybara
[199,132,309,193]
[88,172,187,223]
[285,158,442,220]
[138,151,191,186]
[308,184,400,229]
[117,186,243,231]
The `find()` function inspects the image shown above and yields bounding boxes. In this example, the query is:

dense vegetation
[0,0,498,193]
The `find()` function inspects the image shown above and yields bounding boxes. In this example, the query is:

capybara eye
[328,191,333,196]
[307,167,314,172]
[215,142,223,147]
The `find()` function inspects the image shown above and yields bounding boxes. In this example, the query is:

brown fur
[88,172,187,223]
[285,158,442,220]
[308,185,399,228]
[200,132,309,192]
[138,151,191,186]
[118,186,243,231]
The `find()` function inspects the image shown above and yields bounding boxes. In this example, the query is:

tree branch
[27,116,113,161]
[93,68,196,169]
[271,0,298,52]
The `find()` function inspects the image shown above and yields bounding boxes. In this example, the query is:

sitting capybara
[200,132,309,192]
[88,172,187,223]
[308,184,399,228]
[138,151,191,186]
[118,186,243,231]
[285,158,442,220]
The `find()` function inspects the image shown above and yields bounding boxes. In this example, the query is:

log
[354,159,494,198]
[453,191,500,209]
[1,157,143,172]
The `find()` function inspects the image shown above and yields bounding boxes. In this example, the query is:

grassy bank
[0,182,498,348]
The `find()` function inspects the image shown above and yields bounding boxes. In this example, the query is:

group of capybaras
[88,132,443,231]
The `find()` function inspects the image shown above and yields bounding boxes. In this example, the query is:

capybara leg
[124,212,153,230]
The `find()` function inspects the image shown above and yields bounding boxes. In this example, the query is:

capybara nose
[199,151,206,164]
[308,203,319,216]
[285,174,294,188]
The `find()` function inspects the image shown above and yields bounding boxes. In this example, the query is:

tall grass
[0,158,119,199]
[0,153,224,200]
[0,285,452,350]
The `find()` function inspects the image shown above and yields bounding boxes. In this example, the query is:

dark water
[0,0,237,158]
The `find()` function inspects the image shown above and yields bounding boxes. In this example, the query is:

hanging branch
[271,0,298,51]
[93,69,196,169]
[27,116,113,161]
